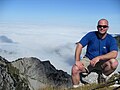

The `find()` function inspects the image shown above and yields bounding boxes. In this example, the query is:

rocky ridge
[0,56,72,90]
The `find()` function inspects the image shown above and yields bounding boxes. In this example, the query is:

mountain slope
[0,56,72,90]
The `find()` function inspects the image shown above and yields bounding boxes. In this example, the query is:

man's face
[97,20,109,35]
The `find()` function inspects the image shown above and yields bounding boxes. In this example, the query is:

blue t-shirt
[79,31,118,60]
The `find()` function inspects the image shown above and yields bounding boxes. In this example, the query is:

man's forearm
[98,51,118,60]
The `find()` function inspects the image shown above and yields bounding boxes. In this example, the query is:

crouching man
[71,19,118,88]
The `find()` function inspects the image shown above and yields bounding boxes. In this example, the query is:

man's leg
[71,65,86,85]
[71,65,80,85]
[97,59,118,83]
[102,59,118,76]
[71,57,90,88]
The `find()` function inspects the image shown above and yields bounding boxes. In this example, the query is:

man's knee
[110,59,118,70]
[72,65,80,75]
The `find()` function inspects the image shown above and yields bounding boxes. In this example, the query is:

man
[71,19,118,88]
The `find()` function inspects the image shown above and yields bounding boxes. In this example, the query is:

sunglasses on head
[97,25,108,28]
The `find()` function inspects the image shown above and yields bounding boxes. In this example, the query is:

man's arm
[75,43,83,61]
[75,43,84,70]
[98,51,118,60]
[90,51,118,67]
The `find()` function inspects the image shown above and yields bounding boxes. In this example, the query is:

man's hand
[90,57,100,67]
[75,61,84,71]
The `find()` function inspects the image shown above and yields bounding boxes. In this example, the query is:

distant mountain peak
[0,35,14,43]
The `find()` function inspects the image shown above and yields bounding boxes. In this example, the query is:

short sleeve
[79,32,92,47]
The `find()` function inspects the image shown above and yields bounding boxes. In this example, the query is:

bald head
[98,19,109,26]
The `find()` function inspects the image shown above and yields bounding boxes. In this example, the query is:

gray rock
[81,72,98,84]
[0,56,72,90]
[11,57,72,90]
[0,56,30,90]
[0,64,15,90]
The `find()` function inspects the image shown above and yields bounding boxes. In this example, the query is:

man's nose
[101,27,104,29]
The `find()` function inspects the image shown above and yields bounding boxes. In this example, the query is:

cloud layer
[0,23,119,74]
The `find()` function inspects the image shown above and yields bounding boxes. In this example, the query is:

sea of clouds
[0,23,119,74]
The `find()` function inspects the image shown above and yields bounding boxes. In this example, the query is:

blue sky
[0,0,120,23]
[0,0,120,33]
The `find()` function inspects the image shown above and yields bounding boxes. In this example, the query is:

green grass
[69,84,114,90]
[39,84,115,90]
